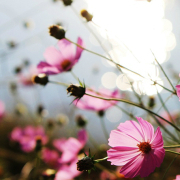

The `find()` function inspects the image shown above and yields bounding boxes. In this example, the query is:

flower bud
[97,110,104,117]
[148,96,155,109]
[14,66,22,74]
[49,25,65,40]
[35,136,42,151]
[62,0,73,6]
[80,9,93,22]
[76,115,87,127]
[32,74,49,86]
[67,84,85,101]
[77,156,94,171]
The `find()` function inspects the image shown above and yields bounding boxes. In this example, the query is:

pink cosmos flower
[55,158,81,180]
[0,101,5,120]
[176,85,180,101]
[10,126,48,152]
[37,37,84,75]
[53,129,87,163]
[74,88,121,112]
[175,175,180,180]
[18,66,40,86]
[107,117,165,178]
[42,148,59,168]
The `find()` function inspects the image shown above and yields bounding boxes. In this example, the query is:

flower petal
[176,85,180,101]
[75,37,84,60]
[151,127,164,148]
[108,129,140,148]
[44,46,64,66]
[120,154,144,178]
[58,39,76,60]
[117,120,143,142]
[137,117,154,142]
[37,61,60,75]
[77,129,88,146]
[107,146,140,166]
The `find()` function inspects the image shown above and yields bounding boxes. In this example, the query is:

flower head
[107,117,165,178]
[175,175,180,180]
[74,88,121,112]
[10,126,48,152]
[49,25,65,40]
[37,37,84,75]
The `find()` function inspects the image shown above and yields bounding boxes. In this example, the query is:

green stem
[49,80,68,87]
[165,150,180,155]
[100,116,109,140]
[94,156,108,163]
[164,145,180,148]
[151,50,176,92]
[65,38,175,94]
[84,93,180,132]
[161,155,178,180]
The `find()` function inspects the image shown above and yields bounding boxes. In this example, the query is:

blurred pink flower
[42,148,59,168]
[74,88,121,112]
[53,129,87,163]
[158,111,179,125]
[107,117,165,178]
[175,175,180,180]
[55,158,81,180]
[176,85,180,101]
[18,66,40,86]
[0,101,5,120]
[37,37,84,75]
[10,126,48,152]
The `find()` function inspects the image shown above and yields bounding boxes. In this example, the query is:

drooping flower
[18,66,40,86]
[53,129,87,163]
[74,88,121,112]
[0,101,5,120]
[107,117,165,178]
[176,85,180,101]
[10,126,48,152]
[175,175,180,180]
[37,37,84,75]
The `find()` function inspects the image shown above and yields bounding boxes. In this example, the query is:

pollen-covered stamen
[137,142,151,154]
[61,60,71,70]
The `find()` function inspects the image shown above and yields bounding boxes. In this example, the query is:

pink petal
[57,39,76,60]
[58,150,77,163]
[44,46,64,66]
[117,120,143,142]
[107,146,140,166]
[37,61,60,75]
[137,117,154,142]
[53,138,67,152]
[108,130,140,148]
[151,127,164,149]
[120,154,144,178]
[77,129,88,146]
[176,85,180,101]
[150,148,165,167]
[10,127,22,141]
[75,37,84,60]
[175,175,180,180]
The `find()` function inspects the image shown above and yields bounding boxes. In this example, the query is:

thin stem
[100,116,109,140]
[65,38,175,94]
[164,145,180,148]
[161,155,178,180]
[49,80,68,87]
[151,50,176,92]
[95,156,108,163]
[84,93,180,132]
[165,150,180,155]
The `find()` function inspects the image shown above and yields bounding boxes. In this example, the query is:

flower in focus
[53,129,87,163]
[175,175,180,180]
[176,85,180,101]
[18,66,40,86]
[107,117,165,178]
[74,88,121,113]
[0,101,5,120]
[10,126,48,152]
[37,37,84,75]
